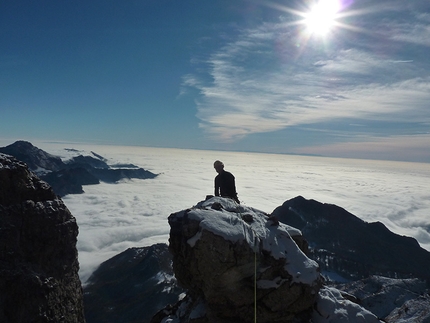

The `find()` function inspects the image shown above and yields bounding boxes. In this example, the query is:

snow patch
[313,286,380,322]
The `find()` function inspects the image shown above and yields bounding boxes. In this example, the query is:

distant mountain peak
[0,141,158,197]
[0,140,64,174]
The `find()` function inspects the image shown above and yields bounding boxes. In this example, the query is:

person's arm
[214,176,220,196]
[231,175,240,203]
[231,175,238,196]
[227,173,239,202]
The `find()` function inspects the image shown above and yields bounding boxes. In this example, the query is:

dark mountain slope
[83,243,184,323]
[271,196,430,281]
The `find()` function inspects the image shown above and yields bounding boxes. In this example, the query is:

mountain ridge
[0,140,158,196]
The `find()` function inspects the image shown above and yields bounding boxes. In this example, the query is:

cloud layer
[39,143,430,283]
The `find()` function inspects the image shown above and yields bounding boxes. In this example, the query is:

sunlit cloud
[185,1,430,146]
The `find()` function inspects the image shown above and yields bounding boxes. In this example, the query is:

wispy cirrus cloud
[184,1,430,147]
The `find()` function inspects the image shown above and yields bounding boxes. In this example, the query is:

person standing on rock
[213,160,240,204]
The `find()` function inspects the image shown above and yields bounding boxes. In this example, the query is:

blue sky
[1,0,429,162]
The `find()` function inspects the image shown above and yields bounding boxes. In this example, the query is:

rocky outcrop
[0,141,158,197]
[169,197,321,322]
[0,153,85,322]
[151,197,382,323]
[272,196,430,281]
[84,243,185,323]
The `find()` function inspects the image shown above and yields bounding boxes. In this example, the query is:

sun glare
[304,0,341,36]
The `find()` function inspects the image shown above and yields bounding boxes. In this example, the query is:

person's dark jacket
[214,170,239,203]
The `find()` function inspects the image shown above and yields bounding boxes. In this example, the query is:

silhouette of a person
[213,160,239,204]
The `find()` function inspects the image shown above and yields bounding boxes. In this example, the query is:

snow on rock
[313,287,381,323]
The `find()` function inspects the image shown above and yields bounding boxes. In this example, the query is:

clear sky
[1,0,429,162]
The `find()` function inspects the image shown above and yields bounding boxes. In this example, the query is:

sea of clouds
[27,142,430,283]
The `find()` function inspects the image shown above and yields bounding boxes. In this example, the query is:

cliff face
[0,153,85,323]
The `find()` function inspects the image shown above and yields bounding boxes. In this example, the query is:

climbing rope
[236,200,258,323]
[254,244,257,323]
[252,228,259,323]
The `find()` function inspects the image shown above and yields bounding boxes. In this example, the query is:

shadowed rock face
[83,243,185,323]
[272,196,430,281]
[0,153,85,323]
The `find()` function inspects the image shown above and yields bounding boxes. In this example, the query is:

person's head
[213,160,224,173]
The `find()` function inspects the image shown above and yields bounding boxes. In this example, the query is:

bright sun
[304,0,341,36]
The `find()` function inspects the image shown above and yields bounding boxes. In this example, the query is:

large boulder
[0,153,85,323]
[157,197,323,322]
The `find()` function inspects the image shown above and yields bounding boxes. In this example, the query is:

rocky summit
[0,153,85,323]
[152,197,380,323]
